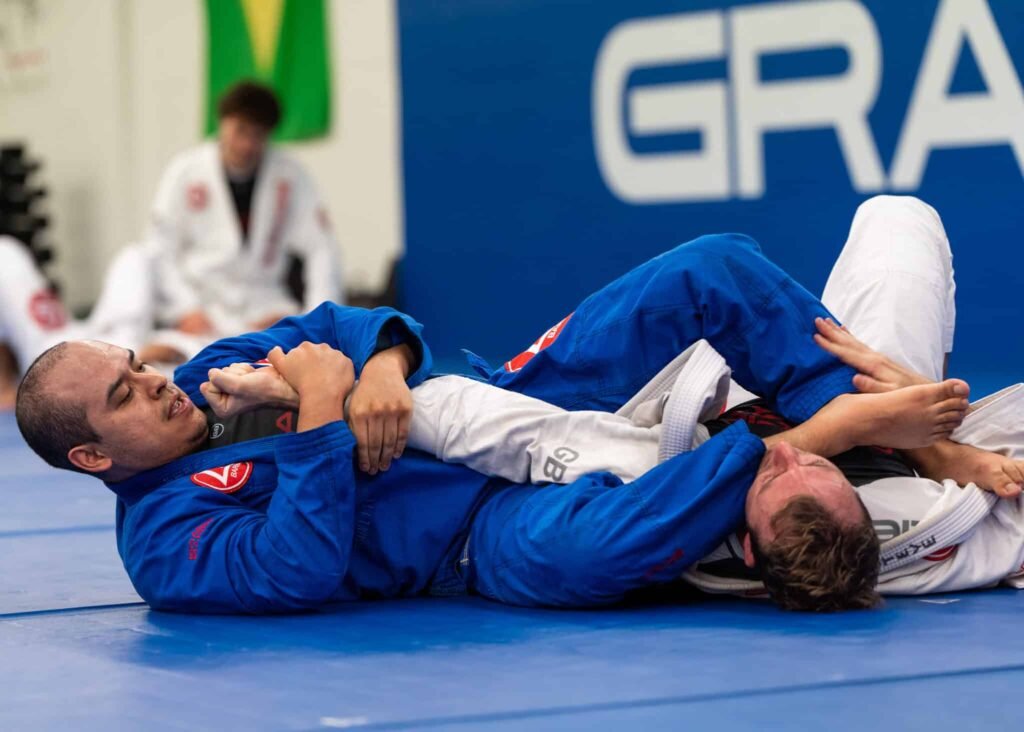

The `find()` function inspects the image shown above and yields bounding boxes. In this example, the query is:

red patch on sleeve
[190,462,253,493]
[186,183,208,211]
[923,545,958,562]
[28,290,68,330]
[504,313,573,373]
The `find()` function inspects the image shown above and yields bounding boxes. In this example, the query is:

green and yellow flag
[204,0,331,140]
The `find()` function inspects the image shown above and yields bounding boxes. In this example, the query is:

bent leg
[0,236,78,370]
[87,243,155,351]
[490,234,855,423]
[466,423,763,607]
[821,196,955,382]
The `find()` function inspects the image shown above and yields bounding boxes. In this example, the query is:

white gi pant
[406,196,1024,596]
[0,237,153,371]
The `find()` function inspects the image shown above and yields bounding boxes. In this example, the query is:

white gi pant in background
[0,236,153,370]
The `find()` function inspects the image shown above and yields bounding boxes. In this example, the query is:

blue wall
[399,0,1024,392]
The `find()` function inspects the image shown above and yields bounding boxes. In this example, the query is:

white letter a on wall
[890,0,1024,189]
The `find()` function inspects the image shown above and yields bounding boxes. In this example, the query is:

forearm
[297,393,345,432]
[363,343,415,381]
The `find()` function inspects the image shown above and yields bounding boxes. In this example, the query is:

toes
[933,401,968,428]
[995,481,1022,499]
[1000,462,1024,499]
[940,378,970,399]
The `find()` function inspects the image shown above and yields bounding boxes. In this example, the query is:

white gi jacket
[148,142,343,335]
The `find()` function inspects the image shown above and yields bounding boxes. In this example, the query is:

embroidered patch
[28,290,68,330]
[923,545,958,562]
[186,183,208,211]
[275,411,294,433]
[262,181,292,266]
[190,462,253,493]
[504,313,573,373]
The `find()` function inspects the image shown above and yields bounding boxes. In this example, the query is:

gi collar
[103,434,278,506]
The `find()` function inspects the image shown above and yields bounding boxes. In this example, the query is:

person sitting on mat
[14,222,970,614]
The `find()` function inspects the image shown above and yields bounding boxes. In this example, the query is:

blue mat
[2,412,1022,730]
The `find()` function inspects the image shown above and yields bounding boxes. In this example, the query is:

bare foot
[908,440,1024,499]
[815,379,970,452]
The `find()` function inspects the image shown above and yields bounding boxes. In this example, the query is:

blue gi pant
[463,234,856,607]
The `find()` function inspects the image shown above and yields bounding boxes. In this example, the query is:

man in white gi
[147,80,342,355]
[0,82,343,408]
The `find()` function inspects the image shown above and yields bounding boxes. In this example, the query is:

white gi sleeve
[147,156,204,324]
[407,375,660,484]
[286,168,344,308]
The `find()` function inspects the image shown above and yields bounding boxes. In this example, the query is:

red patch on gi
[186,183,208,211]
[28,290,68,330]
[262,181,292,266]
[504,313,573,373]
[923,545,958,562]
[191,462,253,493]
[275,411,294,433]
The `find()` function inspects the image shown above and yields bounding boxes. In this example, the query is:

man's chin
[181,408,209,450]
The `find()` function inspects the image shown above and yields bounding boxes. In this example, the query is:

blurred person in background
[146,80,343,360]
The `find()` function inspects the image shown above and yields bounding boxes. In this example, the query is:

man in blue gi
[14,234,968,613]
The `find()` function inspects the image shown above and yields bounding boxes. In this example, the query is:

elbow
[275,565,346,608]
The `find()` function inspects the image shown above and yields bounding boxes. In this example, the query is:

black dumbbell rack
[1,144,55,288]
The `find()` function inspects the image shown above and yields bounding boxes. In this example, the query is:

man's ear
[742,531,757,569]
[68,444,113,474]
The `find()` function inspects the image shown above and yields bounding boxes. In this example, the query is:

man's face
[744,441,863,550]
[55,342,208,478]
[218,115,270,177]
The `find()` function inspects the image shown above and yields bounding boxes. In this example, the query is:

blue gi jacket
[107,303,496,614]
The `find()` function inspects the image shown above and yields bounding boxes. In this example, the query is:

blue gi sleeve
[467,422,765,607]
[121,421,360,614]
[173,302,432,400]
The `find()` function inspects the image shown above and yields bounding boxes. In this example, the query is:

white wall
[0,0,136,308]
[0,0,403,309]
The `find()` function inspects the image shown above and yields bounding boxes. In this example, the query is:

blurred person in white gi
[148,80,343,355]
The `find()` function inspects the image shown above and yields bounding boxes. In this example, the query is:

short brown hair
[15,343,98,474]
[217,80,282,130]
[751,495,881,612]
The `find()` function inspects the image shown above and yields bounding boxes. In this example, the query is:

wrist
[296,390,346,432]
[364,344,414,380]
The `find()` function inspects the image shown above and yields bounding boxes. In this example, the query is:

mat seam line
[309,661,1024,730]
[0,523,112,539]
